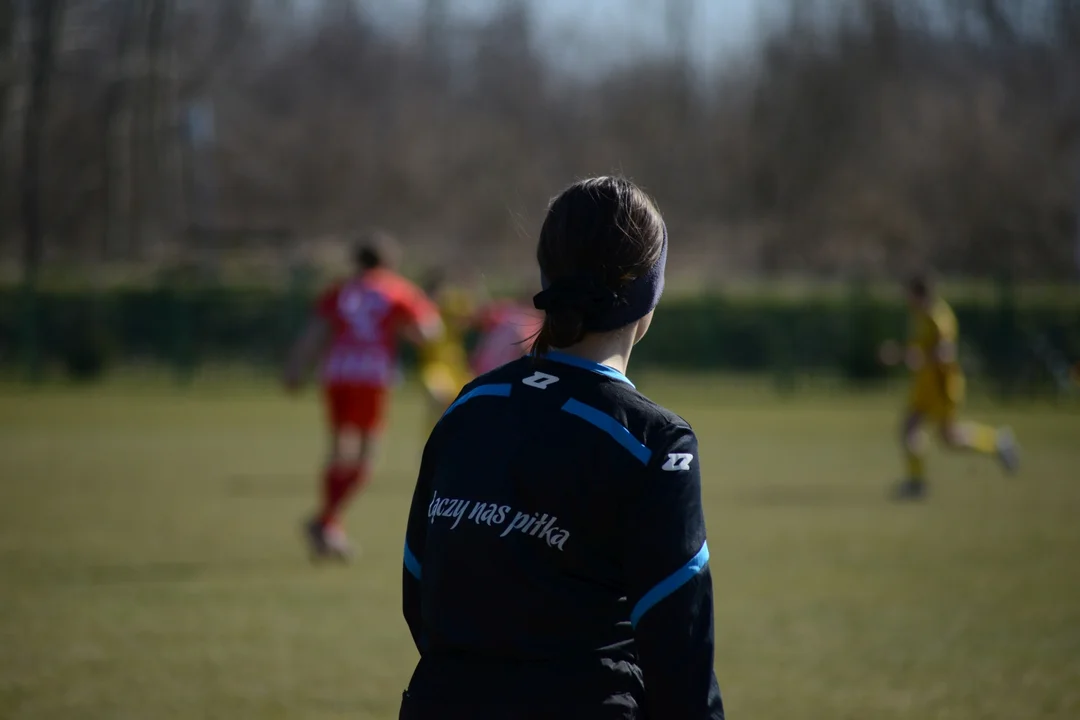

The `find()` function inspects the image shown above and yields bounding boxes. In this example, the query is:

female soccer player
[284,231,443,560]
[417,269,475,425]
[469,292,543,376]
[880,274,1020,500]
[399,177,725,719]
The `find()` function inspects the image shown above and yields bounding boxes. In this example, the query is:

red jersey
[470,301,544,375]
[317,269,438,387]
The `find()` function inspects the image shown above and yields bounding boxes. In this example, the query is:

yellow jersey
[418,287,473,404]
[909,299,960,372]
[421,288,472,366]
[907,298,964,413]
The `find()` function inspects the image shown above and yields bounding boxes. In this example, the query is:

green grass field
[1,376,1078,719]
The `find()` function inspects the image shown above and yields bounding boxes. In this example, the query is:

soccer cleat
[304,518,330,561]
[996,427,1020,475]
[303,518,353,563]
[891,477,928,502]
[322,523,354,561]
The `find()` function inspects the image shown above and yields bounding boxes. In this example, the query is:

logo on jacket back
[522,371,560,389]
[662,453,694,471]
[427,490,570,551]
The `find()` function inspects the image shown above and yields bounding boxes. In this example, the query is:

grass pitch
[1,375,1078,719]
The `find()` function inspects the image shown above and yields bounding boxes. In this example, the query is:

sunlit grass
[1,378,1077,719]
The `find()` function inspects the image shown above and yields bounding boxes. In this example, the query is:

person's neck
[554,329,635,375]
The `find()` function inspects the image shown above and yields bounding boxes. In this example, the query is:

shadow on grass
[4,556,313,587]
[82,560,208,584]
[731,484,879,508]
[224,473,310,498]
[223,471,417,499]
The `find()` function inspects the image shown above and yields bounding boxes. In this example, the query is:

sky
[342,0,1069,75]
[360,0,788,75]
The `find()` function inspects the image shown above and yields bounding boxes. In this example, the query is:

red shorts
[324,383,389,433]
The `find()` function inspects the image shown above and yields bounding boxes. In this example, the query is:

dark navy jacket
[401,352,724,720]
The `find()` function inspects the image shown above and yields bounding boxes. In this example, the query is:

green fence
[1,280,1078,395]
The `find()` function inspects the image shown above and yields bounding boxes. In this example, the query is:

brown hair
[532,177,665,354]
[905,272,934,301]
[353,229,400,271]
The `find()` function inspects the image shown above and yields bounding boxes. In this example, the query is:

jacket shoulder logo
[522,371,560,389]
[662,453,694,471]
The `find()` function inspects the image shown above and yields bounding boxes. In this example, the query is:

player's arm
[402,430,438,654]
[396,286,445,348]
[880,336,925,371]
[397,290,451,406]
[401,312,445,348]
[283,315,329,391]
[934,338,957,365]
[284,287,338,390]
[624,426,725,720]
[904,344,925,372]
[931,314,959,367]
[878,339,902,367]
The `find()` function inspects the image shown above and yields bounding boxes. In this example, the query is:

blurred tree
[0,0,13,237]
[101,0,139,260]
[4,0,1080,281]
[665,0,694,117]
[22,0,66,282]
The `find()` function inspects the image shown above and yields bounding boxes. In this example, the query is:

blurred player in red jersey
[469,292,544,375]
[284,231,443,560]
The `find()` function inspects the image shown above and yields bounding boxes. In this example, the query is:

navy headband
[533,224,668,333]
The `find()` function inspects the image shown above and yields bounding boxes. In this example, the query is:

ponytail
[529,176,668,356]
[531,308,586,355]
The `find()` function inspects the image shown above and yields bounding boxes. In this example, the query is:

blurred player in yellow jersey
[880,274,1020,500]
[417,270,474,425]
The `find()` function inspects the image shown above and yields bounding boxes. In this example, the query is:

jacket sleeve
[624,426,724,719]
[402,429,437,654]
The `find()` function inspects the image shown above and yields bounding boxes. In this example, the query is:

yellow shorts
[907,371,965,423]
[420,361,471,406]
